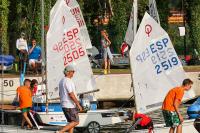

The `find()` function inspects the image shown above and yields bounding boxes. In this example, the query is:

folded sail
[149,0,160,24]
[130,12,195,113]
[46,0,95,99]
[124,1,137,46]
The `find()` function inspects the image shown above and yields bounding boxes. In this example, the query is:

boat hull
[36,110,127,127]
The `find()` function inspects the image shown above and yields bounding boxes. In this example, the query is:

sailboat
[128,12,197,133]
[32,0,127,132]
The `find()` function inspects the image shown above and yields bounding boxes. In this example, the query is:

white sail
[46,0,95,99]
[124,2,134,46]
[130,12,195,113]
[65,0,92,49]
[49,0,92,50]
[149,0,160,24]
[124,0,137,46]
[49,0,62,25]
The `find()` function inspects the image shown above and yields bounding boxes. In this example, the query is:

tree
[185,0,200,53]
[0,0,9,54]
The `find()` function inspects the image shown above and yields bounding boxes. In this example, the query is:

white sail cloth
[130,12,195,113]
[49,0,92,49]
[46,0,95,99]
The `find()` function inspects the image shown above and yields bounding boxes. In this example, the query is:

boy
[17,79,33,129]
[162,78,193,133]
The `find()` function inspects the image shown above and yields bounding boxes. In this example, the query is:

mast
[131,0,138,112]
[133,0,138,39]
[1,41,4,125]
[40,0,48,111]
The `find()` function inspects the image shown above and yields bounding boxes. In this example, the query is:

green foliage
[157,0,170,30]
[2,0,200,56]
[185,0,200,54]
[0,0,9,54]
[108,0,132,52]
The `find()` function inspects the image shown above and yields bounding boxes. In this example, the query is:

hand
[178,114,184,123]
[77,105,83,112]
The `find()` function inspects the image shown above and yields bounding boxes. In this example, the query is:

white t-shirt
[59,77,77,108]
[16,38,28,51]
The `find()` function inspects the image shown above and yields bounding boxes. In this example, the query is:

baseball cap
[63,65,75,74]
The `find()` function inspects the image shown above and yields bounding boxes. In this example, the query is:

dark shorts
[162,110,181,127]
[62,108,79,122]
[21,107,31,113]
[194,118,200,132]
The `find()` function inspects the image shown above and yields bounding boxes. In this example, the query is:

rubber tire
[87,121,100,133]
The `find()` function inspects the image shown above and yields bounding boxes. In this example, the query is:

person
[126,110,154,133]
[121,41,129,57]
[30,79,38,96]
[16,79,33,129]
[101,29,113,74]
[57,65,83,133]
[28,39,42,73]
[162,78,193,133]
[16,32,28,72]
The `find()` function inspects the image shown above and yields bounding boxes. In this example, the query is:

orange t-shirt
[17,86,32,109]
[162,87,184,111]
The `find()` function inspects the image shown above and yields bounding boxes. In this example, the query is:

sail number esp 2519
[135,37,179,75]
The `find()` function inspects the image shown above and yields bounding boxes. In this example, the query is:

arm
[16,40,19,50]
[104,35,111,45]
[28,45,35,54]
[38,47,42,60]
[174,99,184,123]
[69,92,83,111]
[25,41,28,52]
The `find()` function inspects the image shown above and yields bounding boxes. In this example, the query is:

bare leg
[59,121,79,133]
[104,59,107,70]
[107,59,110,73]
[21,117,26,128]
[104,59,108,74]
[69,128,74,133]
[22,112,33,128]
[31,62,37,72]
[169,127,175,133]
[176,124,182,133]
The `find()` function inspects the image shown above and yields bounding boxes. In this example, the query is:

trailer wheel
[87,121,100,133]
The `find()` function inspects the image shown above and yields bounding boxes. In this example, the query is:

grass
[1,66,200,77]
[93,65,200,74]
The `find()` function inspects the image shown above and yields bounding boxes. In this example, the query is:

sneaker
[104,69,107,75]
[108,70,111,74]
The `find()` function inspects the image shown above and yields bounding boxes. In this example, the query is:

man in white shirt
[58,65,82,133]
[16,33,28,72]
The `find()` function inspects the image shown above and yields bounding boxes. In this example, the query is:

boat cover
[0,55,15,66]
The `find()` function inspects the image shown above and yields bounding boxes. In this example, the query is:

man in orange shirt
[162,78,193,133]
[17,79,33,129]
